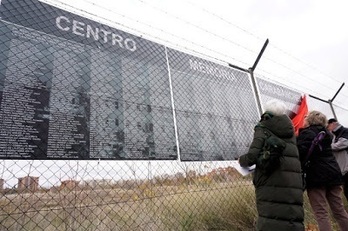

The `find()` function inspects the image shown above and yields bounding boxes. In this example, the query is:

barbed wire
[133,0,346,100]
[11,0,348,107]
[127,0,348,101]
[184,0,345,86]
[76,0,347,101]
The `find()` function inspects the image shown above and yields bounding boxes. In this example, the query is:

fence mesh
[1,0,348,231]
[1,159,261,231]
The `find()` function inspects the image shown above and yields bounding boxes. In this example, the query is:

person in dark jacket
[327,118,348,201]
[239,99,304,231]
[297,111,348,231]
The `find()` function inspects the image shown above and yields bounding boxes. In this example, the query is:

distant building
[60,180,80,191]
[18,176,39,192]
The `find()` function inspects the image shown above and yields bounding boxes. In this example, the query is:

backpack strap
[303,130,326,165]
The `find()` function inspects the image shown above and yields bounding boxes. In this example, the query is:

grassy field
[0,180,339,231]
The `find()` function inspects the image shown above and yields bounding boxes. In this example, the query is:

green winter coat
[239,114,304,231]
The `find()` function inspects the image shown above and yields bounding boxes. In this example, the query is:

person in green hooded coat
[239,99,304,231]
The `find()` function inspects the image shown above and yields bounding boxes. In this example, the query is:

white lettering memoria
[189,59,235,81]
[55,16,137,52]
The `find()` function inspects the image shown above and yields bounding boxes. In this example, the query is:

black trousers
[343,173,348,201]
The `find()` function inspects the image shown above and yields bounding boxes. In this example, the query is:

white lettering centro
[56,16,137,52]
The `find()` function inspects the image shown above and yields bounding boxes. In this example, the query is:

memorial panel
[168,48,260,161]
[0,0,176,159]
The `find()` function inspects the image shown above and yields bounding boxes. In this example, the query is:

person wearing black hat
[327,118,348,201]
[298,112,348,231]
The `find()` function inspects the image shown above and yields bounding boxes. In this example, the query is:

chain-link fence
[0,0,347,230]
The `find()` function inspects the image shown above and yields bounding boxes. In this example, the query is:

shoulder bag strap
[303,131,326,165]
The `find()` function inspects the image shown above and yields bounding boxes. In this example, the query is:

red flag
[291,95,308,136]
